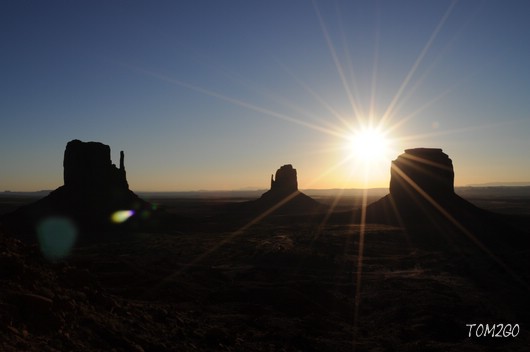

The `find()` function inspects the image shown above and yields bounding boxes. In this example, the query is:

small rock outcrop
[390,148,454,200]
[250,164,320,214]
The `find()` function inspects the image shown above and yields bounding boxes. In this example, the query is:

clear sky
[2,0,530,191]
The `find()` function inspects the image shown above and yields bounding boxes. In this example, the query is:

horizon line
[4,182,530,194]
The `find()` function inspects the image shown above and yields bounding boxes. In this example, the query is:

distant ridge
[1,190,53,196]
[465,182,530,187]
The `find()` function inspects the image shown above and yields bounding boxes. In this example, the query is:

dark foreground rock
[0,224,206,352]
[2,218,529,352]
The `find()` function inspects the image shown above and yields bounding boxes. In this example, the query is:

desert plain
[1,183,529,351]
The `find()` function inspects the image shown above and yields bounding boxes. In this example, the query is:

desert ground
[1,188,530,351]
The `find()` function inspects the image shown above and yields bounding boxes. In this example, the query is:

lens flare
[37,216,77,261]
[111,210,135,223]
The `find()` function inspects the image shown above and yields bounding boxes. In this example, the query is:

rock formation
[63,139,128,191]
[357,147,530,289]
[365,148,461,223]
[49,139,138,211]
[389,148,454,200]
[250,164,320,214]
[363,147,507,242]
[2,140,155,236]
[270,164,298,195]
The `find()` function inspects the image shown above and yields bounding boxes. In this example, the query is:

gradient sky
[2,0,530,191]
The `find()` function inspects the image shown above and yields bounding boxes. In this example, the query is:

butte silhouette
[365,148,485,224]
[3,140,155,237]
[362,148,529,258]
[246,164,320,214]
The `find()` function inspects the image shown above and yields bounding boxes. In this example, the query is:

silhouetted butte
[3,140,155,236]
[247,164,320,214]
[361,148,529,256]
[389,148,454,200]
[363,148,486,223]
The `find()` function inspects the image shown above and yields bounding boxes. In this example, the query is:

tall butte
[268,164,298,197]
[3,139,152,235]
[389,148,455,201]
[62,139,130,199]
[364,147,494,228]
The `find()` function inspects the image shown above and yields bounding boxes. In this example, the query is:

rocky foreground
[2,219,530,352]
[0,223,215,351]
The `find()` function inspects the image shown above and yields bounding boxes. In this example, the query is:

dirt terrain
[1,192,530,351]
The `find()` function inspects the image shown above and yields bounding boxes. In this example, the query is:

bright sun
[347,126,391,165]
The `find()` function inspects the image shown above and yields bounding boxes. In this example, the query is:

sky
[2,0,530,191]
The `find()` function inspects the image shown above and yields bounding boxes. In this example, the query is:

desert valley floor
[1,189,530,351]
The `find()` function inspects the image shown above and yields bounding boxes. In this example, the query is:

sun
[347,126,391,165]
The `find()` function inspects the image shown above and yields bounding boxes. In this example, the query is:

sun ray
[204,56,350,136]
[380,0,458,126]
[352,187,368,349]
[387,194,413,247]
[395,118,524,144]
[245,84,345,135]
[314,187,346,234]
[335,1,365,120]
[125,64,345,138]
[382,37,503,134]
[143,189,305,298]
[273,58,354,131]
[369,10,382,128]
[384,86,454,135]
[312,0,364,121]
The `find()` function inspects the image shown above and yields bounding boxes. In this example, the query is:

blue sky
[2,0,530,191]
